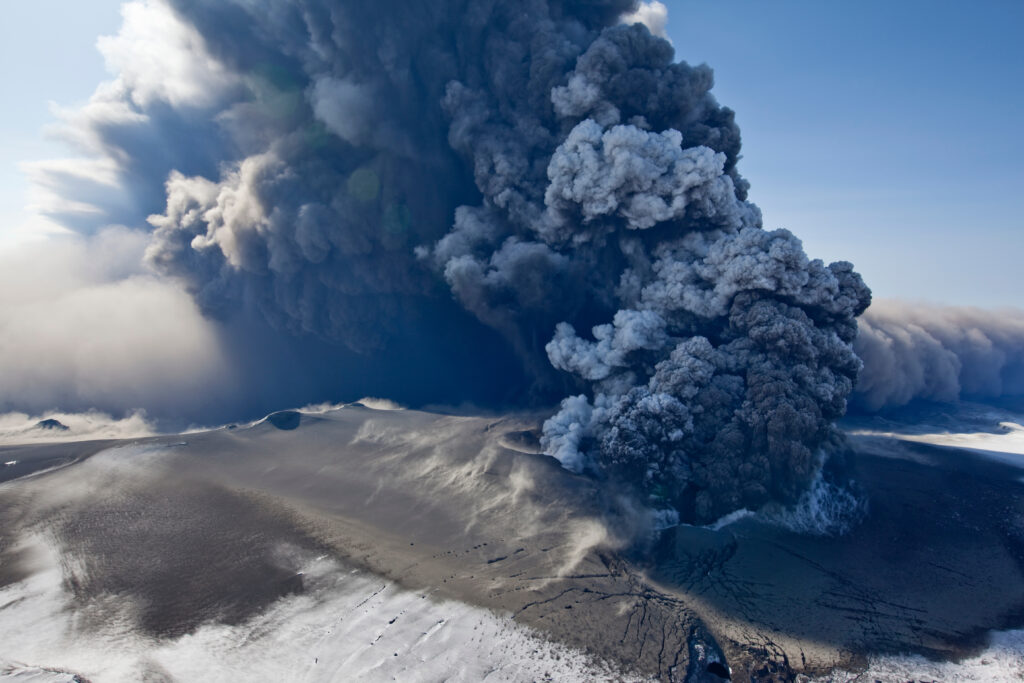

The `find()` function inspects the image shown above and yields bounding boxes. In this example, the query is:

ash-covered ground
[1,400,1023,682]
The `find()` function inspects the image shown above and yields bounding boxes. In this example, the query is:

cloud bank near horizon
[854,301,1024,412]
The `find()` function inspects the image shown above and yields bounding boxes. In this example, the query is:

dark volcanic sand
[0,439,122,484]
[0,406,1022,681]
[648,438,1024,677]
[0,439,124,589]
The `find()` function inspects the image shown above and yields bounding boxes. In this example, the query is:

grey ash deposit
[2,406,1023,681]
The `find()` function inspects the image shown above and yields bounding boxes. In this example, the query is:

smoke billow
[853,301,1024,411]
[14,0,877,522]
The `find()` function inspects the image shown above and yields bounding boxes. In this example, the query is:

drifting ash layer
[1,404,1024,682]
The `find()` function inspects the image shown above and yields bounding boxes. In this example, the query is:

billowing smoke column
[33,0,872,522]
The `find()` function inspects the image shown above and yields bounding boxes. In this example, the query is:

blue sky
[1,0,1021,306]
[666,0,1024,307]
[0,0,123,242]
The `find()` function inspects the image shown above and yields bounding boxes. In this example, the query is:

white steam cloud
[0,228,236,421]
[620,1,669,40]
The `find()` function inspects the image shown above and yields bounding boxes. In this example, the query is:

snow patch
[849,418,1024,468]
[0,542,647,682]
[816,628,1024,682]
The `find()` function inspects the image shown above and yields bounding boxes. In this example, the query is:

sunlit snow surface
[847,402,1024,465]
[0,538,643,682]
[814,630,1024,683]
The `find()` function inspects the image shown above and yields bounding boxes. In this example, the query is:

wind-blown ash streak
[854,301,1024,411]
[27,0,871,522]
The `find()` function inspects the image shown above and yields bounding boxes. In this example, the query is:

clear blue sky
[666,0,1024,307]
[1,0,1021,306]
[0,0,124,243]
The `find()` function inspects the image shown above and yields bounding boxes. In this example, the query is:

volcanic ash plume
[539,231,870,523]
[425,12,872,522]
[854,301,1024,411]
[32,0,871,522]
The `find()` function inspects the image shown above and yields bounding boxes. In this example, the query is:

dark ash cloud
[17,0,878,523]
